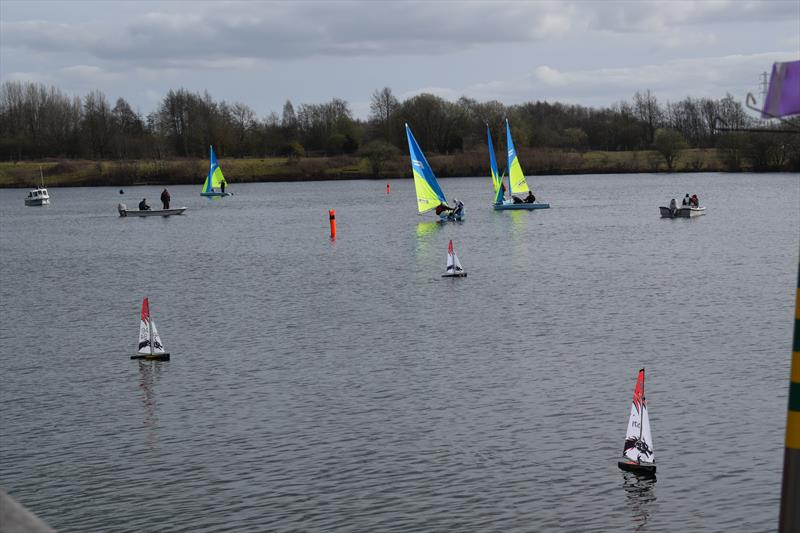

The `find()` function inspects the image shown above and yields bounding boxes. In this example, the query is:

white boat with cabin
[24,168,50,206]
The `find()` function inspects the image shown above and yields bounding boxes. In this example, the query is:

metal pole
[779,259,800,532]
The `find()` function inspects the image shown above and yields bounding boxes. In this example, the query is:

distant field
[0,148,733,188]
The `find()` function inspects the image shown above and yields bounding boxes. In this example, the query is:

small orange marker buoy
[329,209,336,239]
[387,183,390,194]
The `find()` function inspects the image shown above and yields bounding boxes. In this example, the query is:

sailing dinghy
[405,124,464,221]
[442,240,467,277]
[492,120,550,211]
[201,145,232,197]
[131,298,170,361]
[618,368,655,475]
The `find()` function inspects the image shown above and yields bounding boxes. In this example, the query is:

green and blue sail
[202,145,227,194]
[505,119,530,196]
[405,124,448,214]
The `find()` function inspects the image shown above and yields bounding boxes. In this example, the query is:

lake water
[1,173,798,532]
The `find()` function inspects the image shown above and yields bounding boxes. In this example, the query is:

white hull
[24,198,50,206]
[660,206,705,218]
[119,204,186,217]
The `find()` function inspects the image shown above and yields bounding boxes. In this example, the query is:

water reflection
[137,361,165,449]
[622,471,657,531]
[508,209,528,242]
[415,220,441,239]
[414,220,442,262]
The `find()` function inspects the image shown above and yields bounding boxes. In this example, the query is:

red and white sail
[622,368,655,464]
[137,298,167,356]
[445,240,464,275]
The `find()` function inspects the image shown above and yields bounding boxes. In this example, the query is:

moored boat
[24,167,50,206]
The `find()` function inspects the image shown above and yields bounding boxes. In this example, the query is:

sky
[1,0,798,120]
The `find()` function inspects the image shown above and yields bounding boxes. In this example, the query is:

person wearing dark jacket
[524,191,536,203]
[435,203,453,216]
[139,198,151,211]
[160,188,171,210]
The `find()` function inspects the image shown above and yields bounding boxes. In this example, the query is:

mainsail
[445,240,465,275]
[506,119,531,196]
[137,298,167,356]
[405,124,448,214]
[623,368,655,464]
[202,145,227,194]
[487,125,504,204]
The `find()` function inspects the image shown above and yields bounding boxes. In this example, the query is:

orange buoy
[387,183,390,194]
[329,209,336,239]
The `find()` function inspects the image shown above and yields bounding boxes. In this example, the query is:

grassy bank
[0,148,732,188]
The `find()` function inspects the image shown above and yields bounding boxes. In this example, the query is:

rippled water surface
[1,173,798,531]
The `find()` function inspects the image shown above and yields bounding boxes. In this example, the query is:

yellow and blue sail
[487,125,503,204]
[506,120,530,196]
[202,145,227,194]
[405,124,448,214]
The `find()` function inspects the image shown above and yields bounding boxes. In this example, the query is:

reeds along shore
[0,146,794,188]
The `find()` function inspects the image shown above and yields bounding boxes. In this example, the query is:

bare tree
[634,89,663,145]
[369,87,398,140]
[83,89,112,157]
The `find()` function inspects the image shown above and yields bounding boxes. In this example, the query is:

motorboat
[24,167,50,206]
[24,187,50,206]
[659,206,705,218]
[118,203,186,217]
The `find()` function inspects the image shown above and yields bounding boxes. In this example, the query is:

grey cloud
[3,1,795,69]
[586,0,798,33]
[2,1,580,68]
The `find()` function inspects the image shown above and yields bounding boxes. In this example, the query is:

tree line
[1,81,796,171]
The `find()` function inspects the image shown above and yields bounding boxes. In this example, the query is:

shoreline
[0,148,791,188]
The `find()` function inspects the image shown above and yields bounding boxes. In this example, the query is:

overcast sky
[1,0,797,119]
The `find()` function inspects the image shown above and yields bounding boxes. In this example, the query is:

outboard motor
[118,203,127,216]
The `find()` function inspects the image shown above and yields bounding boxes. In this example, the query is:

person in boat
[690,194,699,207]
[220,180,226,194]
[512,195,524,204]
[435,203,454,216]
[452,198,464,217]
[682,193,690,206]
[669,198,677,215]
[139,198,151,211]
[160,188,171,210]
[524,191,536,203]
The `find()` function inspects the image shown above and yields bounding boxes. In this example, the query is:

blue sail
[405,124,448,213]
[487,125,503,204]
